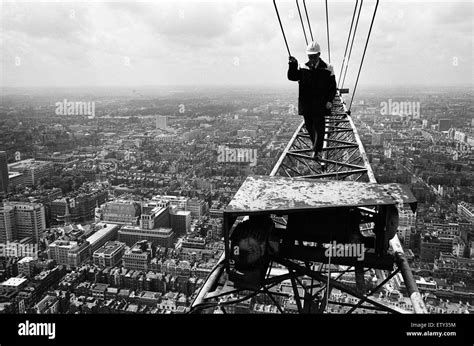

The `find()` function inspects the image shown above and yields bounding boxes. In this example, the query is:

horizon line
[1,84,472,89]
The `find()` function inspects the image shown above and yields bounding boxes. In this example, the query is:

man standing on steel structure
[288,41,337,160]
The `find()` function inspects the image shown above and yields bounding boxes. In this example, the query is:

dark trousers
[303,112,326,155]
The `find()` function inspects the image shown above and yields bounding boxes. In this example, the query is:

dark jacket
[288,59,337,116]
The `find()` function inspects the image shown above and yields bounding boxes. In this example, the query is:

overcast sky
[1,0,472,88]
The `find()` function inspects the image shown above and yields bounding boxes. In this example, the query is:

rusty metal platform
[226,175,416,214]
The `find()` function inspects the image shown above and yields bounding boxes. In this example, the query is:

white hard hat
[306,41,321,55]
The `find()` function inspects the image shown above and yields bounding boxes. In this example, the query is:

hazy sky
[1,0,472,88]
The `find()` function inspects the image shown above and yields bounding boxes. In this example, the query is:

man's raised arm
[287,56,300,81]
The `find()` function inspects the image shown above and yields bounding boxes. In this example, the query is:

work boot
[312,151,322,160]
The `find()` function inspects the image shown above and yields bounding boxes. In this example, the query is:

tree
[13,184,25,194]
[73,175,85,190]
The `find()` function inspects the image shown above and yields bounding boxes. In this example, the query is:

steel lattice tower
[190,94,427,314]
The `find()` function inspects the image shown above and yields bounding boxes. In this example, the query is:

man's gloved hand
[325,102,332,110]
[289,56,298,65]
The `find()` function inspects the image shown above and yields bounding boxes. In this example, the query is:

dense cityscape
[0,85,472,314]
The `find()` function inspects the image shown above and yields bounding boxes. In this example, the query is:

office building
[98,201,141,226]
[420,236,453,262]
[209,201,225,218]
[35,153,78,167]
[122,241,153,271]
[8,159,53,186]
[425,223,460,240]
[397,206,416,249]
[87,222,120,253]
[17,256,37,278]
[48,240,91,269]
[151,195,188,211]
[156,115,167,130]
[438,119,452,132]
[51,189,107,224]
[140,205,169,230]
[187,198,207,218]
[180,236,213,261]
[1,202,46,243]
[170,210,191,236]
[93,241,126,267]
[34,294,60,314]
[0,277,28,293]
[118,226,175,248]
[7,171,24,190]
[0,205,15,243]
[0,151,8,196]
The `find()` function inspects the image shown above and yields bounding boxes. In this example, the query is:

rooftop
[93,241,125,256]
[86,223,120,245]
[8,158,52,170]
[152,195,188,202]
[120,226,173,236]
[49,240,80,248]
[172,210,191,216]
[1,277,27,287]
[18,257,37,264]
[8,171,23,179]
